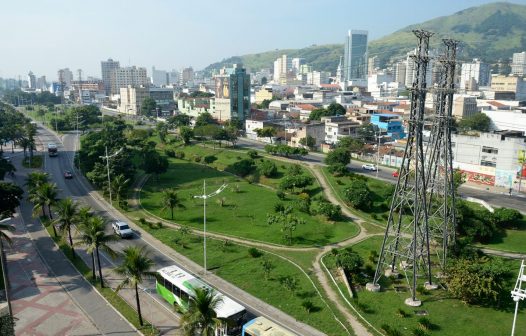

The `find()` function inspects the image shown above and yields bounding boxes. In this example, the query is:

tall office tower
[460,59,490,90]
[151,66,169,87]
[395,61,407,86]
[101,58,120,95]
[511,51,526,76]
[57,68,74,88]
[368,56,379,75]
[27,71,36,89]
[180,67,194,86]
[291,57,305,74]
[343,30,368,82]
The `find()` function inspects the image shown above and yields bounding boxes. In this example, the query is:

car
[362,164,377,171]
[112,221,133,238]
[64,170,73,179]
[392,170,399,178]
[2,156,11,162]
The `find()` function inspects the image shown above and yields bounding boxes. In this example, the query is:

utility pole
[100,147,123,205]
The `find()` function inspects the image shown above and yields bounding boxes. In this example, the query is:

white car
[112,221,133,238]
[362,164,378,171]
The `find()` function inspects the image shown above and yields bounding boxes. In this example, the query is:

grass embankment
[44,225,158,336]
[323,236,526,336]
[132,219,353,336]
[22,155,43,168]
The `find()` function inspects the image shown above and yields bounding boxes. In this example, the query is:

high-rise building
[57,68,74,89]
[214,64,250,122]
[100,58,120,95]
[511,51,526,76]
[111,66,148,95]
[460,59,491,90]
[37,76,48,90]
[394,61,407,86]
[151,66,168,87]
[368,56,379,75]
[343,30,368,82]
[404,49,433,87]
[291,58,305,74]
[180,67,194,86]
[27,71,36,89]
[273,55,291,83]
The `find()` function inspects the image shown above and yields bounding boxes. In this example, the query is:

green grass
[324,236,526,336]
[22,155,43,168]
[43,224,158,336]
[132,220,353,336]
[140,160,359,246]
[479,216,526,254]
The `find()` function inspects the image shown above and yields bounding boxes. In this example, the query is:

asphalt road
[236,138,526,213]
[38,126,325,336]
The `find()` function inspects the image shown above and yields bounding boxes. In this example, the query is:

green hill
[204,2,526,75]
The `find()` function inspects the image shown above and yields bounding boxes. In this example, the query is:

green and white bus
[156,265,246,335]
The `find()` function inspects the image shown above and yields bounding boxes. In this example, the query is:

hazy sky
[1,0,524,80]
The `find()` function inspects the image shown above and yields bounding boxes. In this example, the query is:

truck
[48,143,58,157]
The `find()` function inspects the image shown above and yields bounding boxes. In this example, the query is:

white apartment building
[460,59,491,90]
[452,131,526,189]
[119,86,149,115]
[322,115,360,145]
[100,59,120,95]
[151,67,168,87]
[112,66,148,95]
[306,71,330,87]
[511,51,526,76]
[482,109,526,134]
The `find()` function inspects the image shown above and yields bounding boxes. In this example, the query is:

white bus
[242,316,298,336]
[156,265,246,335]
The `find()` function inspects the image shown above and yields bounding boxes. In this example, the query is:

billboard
[215,76,230,99]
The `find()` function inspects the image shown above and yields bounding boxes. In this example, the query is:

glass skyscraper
[343,30,368,82]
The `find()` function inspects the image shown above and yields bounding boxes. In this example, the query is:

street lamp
[511,260,526,336]
[193,181,227,275]
[100,146,123,205]
[0,217,13,317]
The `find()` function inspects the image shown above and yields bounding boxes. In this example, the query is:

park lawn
[478,215,526,254]
[164,143,321,192]
[140,160,359,246]
[321,167,392,225]
[324,236,526,336]
[131,221,353,336]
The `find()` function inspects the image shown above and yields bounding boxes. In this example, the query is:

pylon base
[366,283,381,292]
[405,297,422,307]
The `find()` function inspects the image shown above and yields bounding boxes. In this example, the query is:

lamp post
[100,147,123,205]
[193,181,227,275]
[375,127,381,178]
[511,260,526,336]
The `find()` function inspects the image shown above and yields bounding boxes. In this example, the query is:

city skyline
[1,0,525,80]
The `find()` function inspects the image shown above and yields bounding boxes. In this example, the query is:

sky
[1,0,525,81]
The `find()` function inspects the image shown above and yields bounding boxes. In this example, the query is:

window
[480,160,496,167]
[482,146,498,154]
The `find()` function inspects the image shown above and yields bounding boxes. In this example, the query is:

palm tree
[40,182,59,220]
[111,174,130,206]
[75,215,118,286]
[115,246,155,326]
[52,198,78,258]
[25,171,49,192]
[0,218,15,316]
[161,188,184,219]
[181,287,224,336]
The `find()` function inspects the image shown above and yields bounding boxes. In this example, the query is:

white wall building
[151,67,168,87]
[460,59,491,90]
[322,115,360,145]
[511,51,526,76]
[482,110,526,134]
[112,66,148,95]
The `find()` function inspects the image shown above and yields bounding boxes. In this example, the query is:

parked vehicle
[112,221,133,238]
[362,164,377,171]
[392,170,400,177]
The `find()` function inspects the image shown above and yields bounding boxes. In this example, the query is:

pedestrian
[509,188,513,196]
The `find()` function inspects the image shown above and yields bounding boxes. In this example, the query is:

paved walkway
[6,145,138,336]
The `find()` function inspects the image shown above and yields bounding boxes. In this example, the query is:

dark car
[64,171,73,179]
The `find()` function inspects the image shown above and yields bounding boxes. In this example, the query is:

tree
[141,97,157,117]
[458,113,491,132]
[168,114,191,128]
[111,174,130,207]
[337,137,364,153]
[255,127,277,144]
[25,171,49,191]
[257,160,278,178]
[52,198,79,258]
[316,201,342,220]
[142,152,169,178]
[445,257,510,305]
[179,126,194,145]
[492,207,522,229]
[75,214,118,282]
[308,108,335,121]
[344,179,372,210]
[225,159,255,177]
[40,182,59,220]
[336,248,364,283]
[115,246,155,326]
[156,121,169,144]
[0,182,23,219]
[325,147,351,166]
[279,275,299,295]
[0,218,15,325]
[299,135,316,149]
[357,123,377,143]
[181,287,224,336]
[453,168,466,193]
[267,208,305,245]
[223,125,239,147]
[161,188,184,219]
[0,158,15,180]
[195,112,216,127]
[279,175,314,193]
[261,258,275,280]
[327,102,346,116]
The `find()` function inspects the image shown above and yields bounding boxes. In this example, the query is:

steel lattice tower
[366,30,434,307]
[424,40,458,271]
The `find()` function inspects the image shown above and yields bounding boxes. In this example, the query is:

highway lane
[236,138,526,213]
[38,125,326,336]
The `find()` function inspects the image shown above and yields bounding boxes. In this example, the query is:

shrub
[174,150,185,159]
[164,148,175,157]
[248,247,263,258]
[274,202,285,213]
[492,207,523,229]
[301,300,316,313]
[276,190,286,200]
[226,159,255,177]
[328,163,348,176]
[246,173,259,184]
[193,154,202,162]
[257,160,278,177]
[203,155,217,164]
[416,285,430,295]
[417,317,431,331]
[412,329,429,336]
[396,308,410,318]
[344,179,372,210]
[317,202,341,220]
[247,150,258,159]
